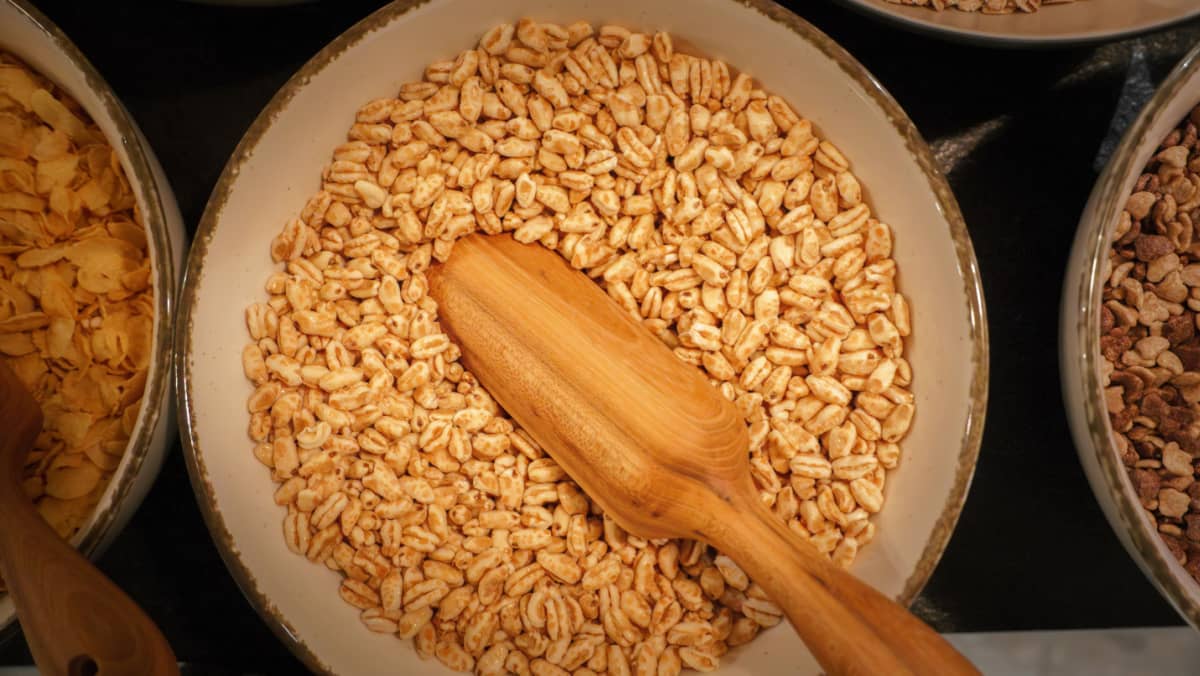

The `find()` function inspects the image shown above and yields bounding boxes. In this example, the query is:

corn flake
[0,66,37,111]
[34,153,77,194]
[36,496,93,538]
[46,316,73,358]
[0,113,30,158]
[0,332,33,356]
[84,444,121,472]
[15,245,65,269]
[29,89,93,144]
[30,129,69,162]
[0,191,44,212]
[45,463,101,501]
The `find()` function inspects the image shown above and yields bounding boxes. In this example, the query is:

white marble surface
[947,627,1200,675]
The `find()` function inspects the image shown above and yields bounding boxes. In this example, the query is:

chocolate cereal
[1102,103,1200,582]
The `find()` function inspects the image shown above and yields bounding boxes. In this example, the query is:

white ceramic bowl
[178,1,988,673]
[839,0,1200,47]
[0,0,186,640]
[1063,43,1200,628]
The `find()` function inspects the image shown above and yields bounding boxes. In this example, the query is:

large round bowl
[178,1,988,673]
[0,0,186,640]
[1063,43,1200,628]
[838,0,1200,48]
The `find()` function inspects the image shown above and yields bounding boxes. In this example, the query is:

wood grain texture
[430,234,978,676]
[0,362,178,676]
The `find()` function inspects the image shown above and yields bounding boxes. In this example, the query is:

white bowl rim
[1064,41,1200,628]
[835,0,1200,48]
[0,0,179,640]
[175,0,989,672]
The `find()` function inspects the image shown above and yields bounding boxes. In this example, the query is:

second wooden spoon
[0,361,178,676]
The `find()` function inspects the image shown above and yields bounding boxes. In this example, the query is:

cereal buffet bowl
[0,0,185,641]
[837,0,1200,47]
[1063,43,1200,629]
[178,0,988,673]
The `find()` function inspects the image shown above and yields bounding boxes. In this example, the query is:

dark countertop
[3,1,1198,673]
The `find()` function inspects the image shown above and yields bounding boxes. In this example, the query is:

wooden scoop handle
[430,235,976,676]
[0,362,178,676]
[707,484,977,676]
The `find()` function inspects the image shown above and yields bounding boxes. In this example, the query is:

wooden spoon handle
[0,474,179,676]
[707,488,977,676]
[0,364,178,676]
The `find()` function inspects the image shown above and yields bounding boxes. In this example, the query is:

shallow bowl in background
[838,0,1200,48]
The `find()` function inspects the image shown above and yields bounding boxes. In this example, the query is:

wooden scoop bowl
[0,361,178,676]
[429,234,977,676]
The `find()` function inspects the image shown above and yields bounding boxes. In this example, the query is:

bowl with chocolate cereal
[1063,43,1200,629]
[838,0,1200,48]
[0,0,186,642]
[178,0,988,673]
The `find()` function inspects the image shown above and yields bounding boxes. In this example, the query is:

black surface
[2,0,1198,673]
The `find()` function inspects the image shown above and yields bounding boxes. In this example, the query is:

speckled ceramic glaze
[1063,43,1200,630]
[178,1,988,673]
[0,0,186,644]
[840,0,1200,47]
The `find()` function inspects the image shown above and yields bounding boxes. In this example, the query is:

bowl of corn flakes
[0,0,185,640]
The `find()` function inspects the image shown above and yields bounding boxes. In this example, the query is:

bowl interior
[843,0,1200,46]
[181,1,986,673]
[1070,47,1200,625]
[0,0,180,630]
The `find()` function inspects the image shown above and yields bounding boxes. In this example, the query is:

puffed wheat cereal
[243,20,917,674]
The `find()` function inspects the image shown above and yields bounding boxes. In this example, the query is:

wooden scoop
[429,234,977,676]
[0,361,178,676]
